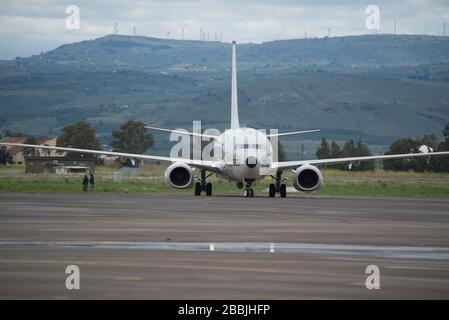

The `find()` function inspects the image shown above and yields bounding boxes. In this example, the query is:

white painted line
[1,241,449,260]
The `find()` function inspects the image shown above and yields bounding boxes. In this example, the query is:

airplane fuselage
[212,127,274,183]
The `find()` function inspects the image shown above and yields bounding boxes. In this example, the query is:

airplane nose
[246,156,258,168]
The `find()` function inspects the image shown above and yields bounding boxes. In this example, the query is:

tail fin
[230,41,240,129]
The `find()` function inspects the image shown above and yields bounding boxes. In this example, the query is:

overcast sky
[0,0,448,59]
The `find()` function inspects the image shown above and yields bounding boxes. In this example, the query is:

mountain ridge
[1,34,448,158]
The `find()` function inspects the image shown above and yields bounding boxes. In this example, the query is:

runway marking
[1,241,449,260]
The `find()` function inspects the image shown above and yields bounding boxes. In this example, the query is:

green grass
[315,169,449,197]
[0,165,448,197]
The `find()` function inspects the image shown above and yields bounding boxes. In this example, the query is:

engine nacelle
[165,162,194,189]
[293,165,323,192]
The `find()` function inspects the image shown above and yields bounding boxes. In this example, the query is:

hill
[0,34,449,159]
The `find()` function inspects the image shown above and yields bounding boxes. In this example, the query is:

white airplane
[2,41,449,198]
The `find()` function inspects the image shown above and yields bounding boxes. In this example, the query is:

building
[55,166,91,174]
[0,136,64,164]
[0,137,27,164]
[25,156,96,174]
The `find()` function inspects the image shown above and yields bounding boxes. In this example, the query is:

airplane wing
[0,143,217,170]
[145,125,218,139]
[266,129,320,138]
[273,151,449,170]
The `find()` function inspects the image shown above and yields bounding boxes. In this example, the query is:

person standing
[82,174,88,193]
[89,173,95,192]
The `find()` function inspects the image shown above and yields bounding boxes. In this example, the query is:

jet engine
[292,165,323,192]
[165,163,194,189]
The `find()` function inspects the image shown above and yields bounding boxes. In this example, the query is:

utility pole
[133,26,136,37]
[113,22,118,35]
[394,19,397,34]
[167,31,170,39]
[304,27,307,39]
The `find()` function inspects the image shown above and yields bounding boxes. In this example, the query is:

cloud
[0,0,448,59]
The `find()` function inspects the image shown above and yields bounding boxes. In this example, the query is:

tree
[315,138,374,170]
[330,140,341,158]
[355,140,375,171]
[383,138,422,171]
[111,120,154,166]
[341,140,357,158]
[329,140,344,169]
[333,139,374,171]
[418,133,438,171]
[57,122,100,157]
[419,133,438,150]
[383,130,447,172]
[340,140,357,170]
[316,138,330,159]
[433,121,449,172]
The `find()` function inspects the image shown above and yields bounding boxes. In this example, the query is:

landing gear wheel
[280,183,287,198]
[269,184,276,197]
[194,182,202,196]
[243,188,254,197]
[270,171,287,198]
[205,183,212,196]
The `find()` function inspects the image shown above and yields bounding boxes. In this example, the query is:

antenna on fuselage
[230,41,240,129]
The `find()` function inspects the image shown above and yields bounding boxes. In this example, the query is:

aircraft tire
[269,184,276,197]
[195,182,202,196]
[280,184,287,198]
[205,183,212,196]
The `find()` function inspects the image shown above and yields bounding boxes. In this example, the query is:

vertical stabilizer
[230,41,240,129]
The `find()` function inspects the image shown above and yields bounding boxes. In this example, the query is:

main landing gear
[194,169,213,196]
[269,171,287,198]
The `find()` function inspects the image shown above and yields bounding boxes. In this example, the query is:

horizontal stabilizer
[145,125,218,139]
[266,129,320,138]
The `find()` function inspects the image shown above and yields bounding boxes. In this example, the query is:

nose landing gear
[243,179,255,197]
[243,188,254,198]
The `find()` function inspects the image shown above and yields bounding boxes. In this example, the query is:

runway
[1,193,449,299]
